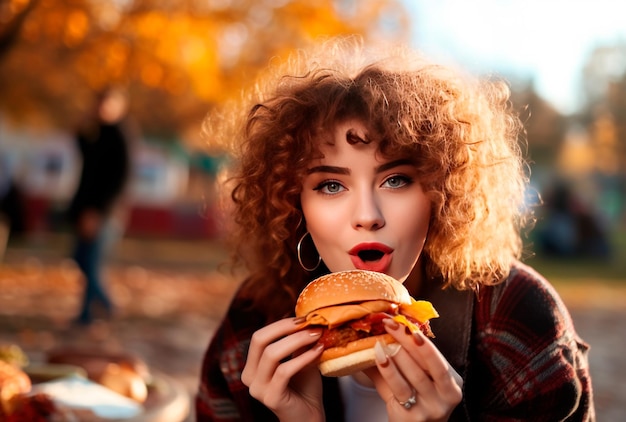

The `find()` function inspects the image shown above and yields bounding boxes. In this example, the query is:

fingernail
[309,329,322,337]
[313,343,324,352]
[382,318,400,330]
[374,341,389,367]
[413,330,425,346]
[294,317,306,324]
[384,342,401,358]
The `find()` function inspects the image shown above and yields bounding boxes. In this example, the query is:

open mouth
[357,249,385,262]
[349,243,393,272]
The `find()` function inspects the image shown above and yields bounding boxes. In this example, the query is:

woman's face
[300,119,431,283]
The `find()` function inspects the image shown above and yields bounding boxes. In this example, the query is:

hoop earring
[297,232,321,272]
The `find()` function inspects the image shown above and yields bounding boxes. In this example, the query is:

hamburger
[295,270,438,377]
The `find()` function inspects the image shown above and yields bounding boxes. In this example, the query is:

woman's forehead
[313,118,372,143]
[307,138,415,168]
[307,122,414,161]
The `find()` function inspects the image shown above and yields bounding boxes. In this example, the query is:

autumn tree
[579,41,626,177]
[0,0,408,141]
[509,78,567,169]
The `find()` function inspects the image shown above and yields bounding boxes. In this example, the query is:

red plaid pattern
[196,262,594,421]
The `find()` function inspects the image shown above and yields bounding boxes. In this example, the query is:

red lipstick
[348,242,393,273]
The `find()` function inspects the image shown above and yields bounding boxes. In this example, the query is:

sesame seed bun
[295,270,419,377]
[295,270,412,317]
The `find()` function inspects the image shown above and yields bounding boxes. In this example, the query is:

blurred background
[0,0,624,420]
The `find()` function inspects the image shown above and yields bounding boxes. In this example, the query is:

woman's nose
[352,191,385,230]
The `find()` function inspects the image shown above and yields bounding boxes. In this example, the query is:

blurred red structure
[18,195,221,240]
[126,205,220,239]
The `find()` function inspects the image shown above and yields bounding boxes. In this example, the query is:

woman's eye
[314,180,345,194]
[382,175,412,189]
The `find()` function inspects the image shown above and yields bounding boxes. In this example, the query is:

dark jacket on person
[196,262,594,421]
[67,123,129,223]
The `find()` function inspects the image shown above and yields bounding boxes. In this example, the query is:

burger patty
[318,313,389,349]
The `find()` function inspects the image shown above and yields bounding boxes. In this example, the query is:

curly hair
[204,37,532,319]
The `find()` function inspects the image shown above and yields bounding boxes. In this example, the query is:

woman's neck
[403,260,425,297]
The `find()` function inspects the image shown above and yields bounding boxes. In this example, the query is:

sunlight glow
[403,0,626,114]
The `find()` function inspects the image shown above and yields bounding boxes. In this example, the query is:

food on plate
[295,270,439,377]
[0,359,32,415]
[99,362,148,403]
[0,344,29,368]
[1,393,64,422]
[1,346,150,420]
[46,347,150,402]
[47,347,151,383]
[0,347,67,421]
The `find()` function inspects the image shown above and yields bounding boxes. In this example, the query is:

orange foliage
[63,9,89,47]
[0,0,408,137]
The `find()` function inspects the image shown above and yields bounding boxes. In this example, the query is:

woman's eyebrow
[375,159,415,173]
[306,165,350,175]
[306,159,414,175]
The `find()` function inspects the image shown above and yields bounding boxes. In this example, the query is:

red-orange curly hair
[205,37,532,319]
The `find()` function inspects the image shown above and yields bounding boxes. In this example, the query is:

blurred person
[538,181,611,259]
[196,37,594,421]
[0,157,25,235]
[66,87,131,325]
[0,153,25,260]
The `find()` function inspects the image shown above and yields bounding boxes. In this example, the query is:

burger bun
[296,270,411,317]
[318,333,402,377]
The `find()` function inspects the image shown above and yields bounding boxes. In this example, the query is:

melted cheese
[303,298,438,334]
[304,300,394,328]
[399,298,439,322]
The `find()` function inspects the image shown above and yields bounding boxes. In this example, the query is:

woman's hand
[364,318,463,422]
[241,317,326,422]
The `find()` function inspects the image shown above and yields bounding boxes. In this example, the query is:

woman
[196,37,594,421]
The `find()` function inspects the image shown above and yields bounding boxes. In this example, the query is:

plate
[25,363,88,383]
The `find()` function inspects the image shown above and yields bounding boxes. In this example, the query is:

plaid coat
[196,262,594,421]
